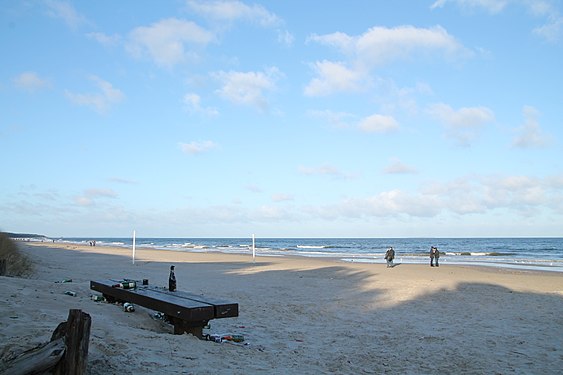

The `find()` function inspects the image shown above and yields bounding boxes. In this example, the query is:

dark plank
[145,287,238,318]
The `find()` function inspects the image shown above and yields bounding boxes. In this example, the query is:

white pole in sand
[252,234,256,263]
[132,230,136,265]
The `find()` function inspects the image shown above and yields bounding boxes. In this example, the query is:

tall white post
[252,234,256,263]
[132,230,136,265]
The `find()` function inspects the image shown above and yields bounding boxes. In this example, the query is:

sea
[48,237,563,273]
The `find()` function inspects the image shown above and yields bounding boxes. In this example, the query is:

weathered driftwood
[2,338,65,375]
[1,309,91,375]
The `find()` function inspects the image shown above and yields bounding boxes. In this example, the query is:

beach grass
[0,233,34,277]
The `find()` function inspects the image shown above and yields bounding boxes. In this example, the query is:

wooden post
[252,234,255,263]
[132,230,136,265]
[53,309,92,375]
[0,259,6,276]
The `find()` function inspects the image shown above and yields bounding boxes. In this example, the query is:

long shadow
[4,242,562,374]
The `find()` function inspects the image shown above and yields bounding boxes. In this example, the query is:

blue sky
[1,0,562,238]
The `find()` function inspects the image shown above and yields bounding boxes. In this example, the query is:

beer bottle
[168,265,176,292]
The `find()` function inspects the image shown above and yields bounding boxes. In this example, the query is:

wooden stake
[54,309,91,375]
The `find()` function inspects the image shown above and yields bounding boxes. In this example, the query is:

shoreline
[21,239,563,274]
[2,242,562,374]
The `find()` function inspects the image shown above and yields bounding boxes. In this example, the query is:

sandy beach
[1,242,562,374]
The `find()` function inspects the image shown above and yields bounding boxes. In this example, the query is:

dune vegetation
[0,232,34,277]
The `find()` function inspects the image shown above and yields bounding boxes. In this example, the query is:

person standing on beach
[430,246,440,267]
[384,247,395,268]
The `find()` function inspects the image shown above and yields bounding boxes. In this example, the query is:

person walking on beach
[430,246,440,267]
[385,247,395,268]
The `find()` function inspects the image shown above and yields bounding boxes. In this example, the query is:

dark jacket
[385,249,395,260]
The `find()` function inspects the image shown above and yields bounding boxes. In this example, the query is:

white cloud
[187,0,292,46]
[355,25,466,64]
[65,76,125,113]
[5,173,563,234]
[108,177,137,184]
[309,25,468,65]
[183,93,219,116]
[277,29,294,47]
[65,76,124,113]
[45,0,88,29]
[187,0,282,27]
[299,164,341,176]
[304,60,366,96]
[430,0,509,14]
[75,188,118,207]
[308,109,355,129]
[179,140,218,154]
[87,32,121,46]
[318,173,563,220]
[306,25,469,96]
[127,18,214,67]
[298,164,356,180]
[384,158,418,174]
[512,105,551,148]
[427,103,494,146]
[533,14,563,42]
[324,189,442,219]
[358,114,399,133]
[432,0,563,42]
[13,72,49,92]
[213,67,281,110]
[272,193,293,202]
[245,184,262,193]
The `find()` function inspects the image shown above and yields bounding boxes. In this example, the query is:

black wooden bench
[90,279,238,338]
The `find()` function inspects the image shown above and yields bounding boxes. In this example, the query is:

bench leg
[179,325,203,338]
[168,317,206,339]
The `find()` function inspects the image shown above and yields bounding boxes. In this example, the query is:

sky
[1,0,562,238]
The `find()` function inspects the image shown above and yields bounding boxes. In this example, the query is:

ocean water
[51,237,563,273]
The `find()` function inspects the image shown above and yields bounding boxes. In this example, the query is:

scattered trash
[56,278,72,283]
[228,335,245,343]
[64,291,77,297]
[111,280,136,289]
[91,295,105,302]
[204,334,245,343]
[123,302,135,312]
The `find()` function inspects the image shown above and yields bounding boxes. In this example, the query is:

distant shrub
[0,232,34,277]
